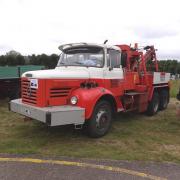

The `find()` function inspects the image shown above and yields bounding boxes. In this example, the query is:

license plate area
[25,109,31,115]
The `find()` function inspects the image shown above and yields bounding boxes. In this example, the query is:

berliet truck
[10,42,170,137]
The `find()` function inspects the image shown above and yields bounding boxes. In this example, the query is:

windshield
[57,46,104,67]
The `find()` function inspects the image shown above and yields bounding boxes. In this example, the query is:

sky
[0,0,180,59]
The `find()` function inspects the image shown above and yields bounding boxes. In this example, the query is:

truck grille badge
[27,84,32,97]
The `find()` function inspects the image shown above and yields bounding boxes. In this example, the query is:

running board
[124,92,147,96]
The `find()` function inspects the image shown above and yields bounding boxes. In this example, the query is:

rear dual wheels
[159,90,169,110]
[146,89,169,116]
[147,91,159,116]
[87,100,113,138]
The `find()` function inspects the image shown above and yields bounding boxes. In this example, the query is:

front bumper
[10,99,85,126]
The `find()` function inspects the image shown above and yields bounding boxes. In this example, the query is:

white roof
[58,43,121,52]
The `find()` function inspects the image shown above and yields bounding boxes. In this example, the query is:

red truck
[10,43,170,137]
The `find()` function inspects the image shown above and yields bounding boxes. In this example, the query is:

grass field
[0,81,180,163]
[170,79,180,97]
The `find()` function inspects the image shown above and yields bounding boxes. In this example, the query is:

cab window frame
[107,49,121,68]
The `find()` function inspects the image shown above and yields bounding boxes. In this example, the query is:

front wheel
[87,100,112,138]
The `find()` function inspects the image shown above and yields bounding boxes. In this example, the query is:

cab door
[103,49,124,95]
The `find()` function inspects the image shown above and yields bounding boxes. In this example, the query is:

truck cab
[57,43,124,94]
[10,43,170,138]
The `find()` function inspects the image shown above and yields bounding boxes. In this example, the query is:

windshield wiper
[58,62,69,67]
[73,61,84,65]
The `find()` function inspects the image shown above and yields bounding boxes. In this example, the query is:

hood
[22,67,90,79]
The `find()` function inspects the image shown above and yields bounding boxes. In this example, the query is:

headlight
[70,96,78,105]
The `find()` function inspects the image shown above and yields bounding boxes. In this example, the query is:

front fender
[70,87,116,119]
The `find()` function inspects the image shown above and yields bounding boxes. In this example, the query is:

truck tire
[87,100,112,138]
[146,91,159,116]
[159,90,169,110]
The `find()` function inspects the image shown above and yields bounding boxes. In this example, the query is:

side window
[107,49,121,68]
[121,52,127,68]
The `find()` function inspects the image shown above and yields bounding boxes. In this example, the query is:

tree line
[0,51,179,74]
[0,51,59,69]
[158,60,180,74]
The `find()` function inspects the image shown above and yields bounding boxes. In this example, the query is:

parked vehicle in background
[10,42,170,137]
[170,75,176,80]
[0,65,44,100]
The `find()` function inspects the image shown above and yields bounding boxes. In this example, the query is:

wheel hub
[96,110,108,129]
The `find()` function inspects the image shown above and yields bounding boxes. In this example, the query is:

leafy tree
[16,55,25,65]
[6,55,17,65]
[49,54,59,68]
[29,54,39,65]
[0,55,6,66]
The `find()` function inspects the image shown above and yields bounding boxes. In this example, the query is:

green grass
[0,81,180,163]
[170,80,180,97]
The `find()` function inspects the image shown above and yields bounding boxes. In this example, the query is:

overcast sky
[0,0,180,59]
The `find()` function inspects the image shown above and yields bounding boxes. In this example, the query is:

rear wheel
[146,91,159,116]
[159,89,169,110]
[87,100,112,138]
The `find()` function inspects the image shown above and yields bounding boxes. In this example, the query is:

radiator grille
[50,88,71,98]
[22,79,37,105]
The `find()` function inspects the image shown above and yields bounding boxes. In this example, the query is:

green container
[18,65,44,76]
[0,65,44,79]
[0,67,19,79]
